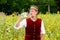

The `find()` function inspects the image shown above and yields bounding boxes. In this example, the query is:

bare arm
[14,12,28,28]
[15,18,23,27]
[41,34,45,40]
[41,20,45,40]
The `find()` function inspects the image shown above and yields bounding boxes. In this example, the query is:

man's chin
[30,16,34,18]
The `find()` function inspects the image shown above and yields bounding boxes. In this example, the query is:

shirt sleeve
[14,19,26,29]
[41,20,46,34]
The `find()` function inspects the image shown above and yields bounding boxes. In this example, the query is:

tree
[0,0,58,15]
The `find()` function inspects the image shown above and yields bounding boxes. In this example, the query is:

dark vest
[25,18,42,40]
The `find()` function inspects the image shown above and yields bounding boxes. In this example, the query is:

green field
[0,13,60,40]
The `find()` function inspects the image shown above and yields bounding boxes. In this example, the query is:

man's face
[29,8,38,17]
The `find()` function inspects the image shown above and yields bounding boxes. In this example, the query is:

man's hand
[20,12,28,18]
[14,12,28,28]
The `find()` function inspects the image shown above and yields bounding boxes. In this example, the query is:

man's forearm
[41,34,45,40]
[15,18,23,27]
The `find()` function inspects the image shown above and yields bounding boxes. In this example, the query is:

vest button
[33,36,35,38]
[33,39,35,40]
[33,33,35,35]
[34,27,35,29]
[34,30,35,32]
[34,24,35,26]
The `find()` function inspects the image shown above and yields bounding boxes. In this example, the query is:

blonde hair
[30,5,38,11]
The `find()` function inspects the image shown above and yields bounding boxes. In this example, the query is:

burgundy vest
[25,18,42,40]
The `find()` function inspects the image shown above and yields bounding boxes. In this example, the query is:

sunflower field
[0,12,60,40]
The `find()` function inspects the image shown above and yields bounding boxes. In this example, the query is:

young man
[14,5,45,40]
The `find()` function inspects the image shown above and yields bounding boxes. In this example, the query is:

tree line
[0,0,60,15]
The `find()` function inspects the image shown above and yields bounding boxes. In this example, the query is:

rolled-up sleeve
[41,20,46,34]
[14,19,26,29]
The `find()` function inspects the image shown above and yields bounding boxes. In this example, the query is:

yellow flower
[57,11,60,14]
[45,34,48,37]
[11,14,16,17]
[47,27,51,32]
[56,33,59,37]
[5,16,10,23]
[13,38,17,40]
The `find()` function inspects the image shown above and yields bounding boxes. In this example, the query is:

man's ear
[36,11,38,15]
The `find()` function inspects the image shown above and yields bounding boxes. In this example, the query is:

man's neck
[30,16,37,22]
